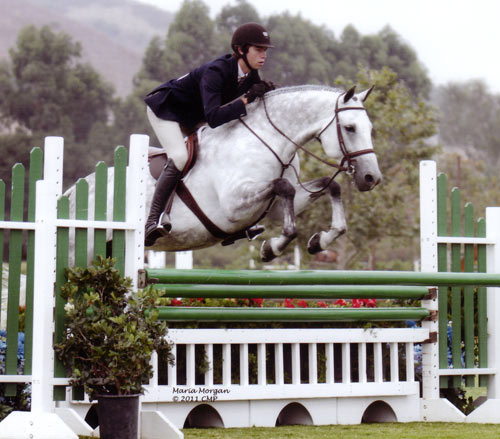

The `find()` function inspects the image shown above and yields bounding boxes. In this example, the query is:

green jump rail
[152,284,431,300]
[155,306,430,322]
[140,268,500,287]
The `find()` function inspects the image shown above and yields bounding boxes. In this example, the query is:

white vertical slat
[486,207,500,398]
[390,342,399,382]
[175,251,193,269]
[31,179,59,413]
[43,136,64,196]
[308,344,317,384]
[275,343,284,385]
[240,343,249,386]
[32,137,63,412]
[419,160,440,400]
[406,342,415,382]
[168,344,177,387]
[204,344,213,386]
[374,343,383,382]
[258,343,267,385]
[222,344,231,386]
[359,343,367,383]
[292,343,301,384]
[186,344,195,387]
[325,343,334,384]
[124,134,148,288]
[149,351,159,387]
[342,343,351,384]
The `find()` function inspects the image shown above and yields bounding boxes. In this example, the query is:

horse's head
[317,86,382,191]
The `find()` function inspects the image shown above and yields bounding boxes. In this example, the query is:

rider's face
[240,45,268,72]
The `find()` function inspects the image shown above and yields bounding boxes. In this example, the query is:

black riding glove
[245,83,267,103]
[261,80,276,92]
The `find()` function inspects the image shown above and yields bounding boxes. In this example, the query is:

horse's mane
[265,84,343,99]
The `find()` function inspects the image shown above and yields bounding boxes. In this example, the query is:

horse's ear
[359,85,375,103]
[343,86,356,103]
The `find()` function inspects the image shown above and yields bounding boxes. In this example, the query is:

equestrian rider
[144,22,275,247]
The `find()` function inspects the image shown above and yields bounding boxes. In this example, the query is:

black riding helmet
[231,23,273,70]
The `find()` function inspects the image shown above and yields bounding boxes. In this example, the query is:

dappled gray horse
[67,85,381,262]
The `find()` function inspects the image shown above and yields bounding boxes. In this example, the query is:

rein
[239,90,375,194]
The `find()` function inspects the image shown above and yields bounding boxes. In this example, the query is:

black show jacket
[145,54,261,130]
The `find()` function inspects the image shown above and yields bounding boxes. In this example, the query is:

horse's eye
[345,125,356,133]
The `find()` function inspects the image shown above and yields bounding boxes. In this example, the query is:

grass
[182,423,500,438]
[79,422,500,439]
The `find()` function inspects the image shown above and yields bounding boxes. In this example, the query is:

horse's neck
[262,89,334,151]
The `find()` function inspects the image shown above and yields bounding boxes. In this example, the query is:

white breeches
[147,106,188,170]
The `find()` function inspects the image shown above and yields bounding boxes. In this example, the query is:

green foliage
[340,67,438,267]
[3,25,114,141]
[0,25,117,184]
[216,0,261,34]
[54,256,171,397]
[138,0,221,83]
[294,67,438,269]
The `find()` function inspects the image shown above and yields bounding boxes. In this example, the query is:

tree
[434,80,500,162]
[138,0,221,84]
[216,0,261,34]
[0,25,116,183]
[265,13,336,86]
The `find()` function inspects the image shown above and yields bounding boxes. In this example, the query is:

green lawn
[80,422,500,439]
[181,423,500,439]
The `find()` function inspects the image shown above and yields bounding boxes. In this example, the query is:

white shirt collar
[238,63,248,81]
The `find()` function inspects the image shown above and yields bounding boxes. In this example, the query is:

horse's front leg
[260,178,297,262]
[293,177,347,254]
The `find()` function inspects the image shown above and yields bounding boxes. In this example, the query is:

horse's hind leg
[293,177,347,254]
[260,178,297,262]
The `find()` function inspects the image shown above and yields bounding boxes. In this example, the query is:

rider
[144,22,275,247]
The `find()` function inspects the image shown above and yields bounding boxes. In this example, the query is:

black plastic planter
[97,394,140,439]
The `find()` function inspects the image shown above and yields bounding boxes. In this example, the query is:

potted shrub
[54,256,171,439]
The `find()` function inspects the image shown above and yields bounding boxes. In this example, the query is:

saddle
[148,133,264,246]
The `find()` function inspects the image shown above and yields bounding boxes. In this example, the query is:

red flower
[284,298,295,308]
[297,300,308,308]
[317,301,328,308]
[251,298,264,307]
[171,298,183,306]
[334,299,347,307]
[365,299,377,308]
[351,299,363,308]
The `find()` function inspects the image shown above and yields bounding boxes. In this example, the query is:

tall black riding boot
[144,158,181,247]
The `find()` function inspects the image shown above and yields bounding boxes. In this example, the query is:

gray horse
[67,85,381,262]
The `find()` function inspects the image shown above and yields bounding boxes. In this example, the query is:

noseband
[315,92,375,175]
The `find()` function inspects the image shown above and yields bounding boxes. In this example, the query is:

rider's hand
[261,80,276,92]
[244,83,267,103]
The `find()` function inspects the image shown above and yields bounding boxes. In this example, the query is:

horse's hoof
[307,233,323,254]
[260,240,276,262]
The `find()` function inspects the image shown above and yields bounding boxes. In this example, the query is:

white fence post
[419,161,465,422]
[419,160,439,400]
[125,134,149,289]
[485,207,500,399]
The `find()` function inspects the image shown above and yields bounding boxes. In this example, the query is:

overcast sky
[141,0,500,93]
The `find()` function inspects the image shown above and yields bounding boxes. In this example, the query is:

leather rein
[239,90,375,193]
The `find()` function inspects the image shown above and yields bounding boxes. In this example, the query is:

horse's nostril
[365,174,374,184]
